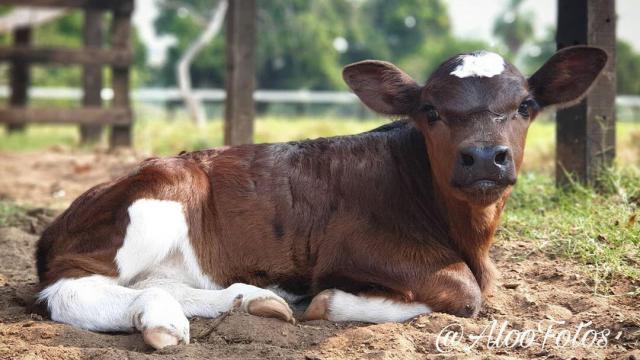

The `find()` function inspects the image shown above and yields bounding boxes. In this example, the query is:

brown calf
[35,46,607,349]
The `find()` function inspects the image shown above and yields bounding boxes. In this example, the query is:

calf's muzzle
[452,145,516,192]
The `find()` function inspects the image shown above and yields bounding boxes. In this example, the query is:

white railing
[616,95,640,107]
[0,86,638,109]
[0,86,359,103]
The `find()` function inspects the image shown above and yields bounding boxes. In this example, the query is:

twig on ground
[196,294,242,340]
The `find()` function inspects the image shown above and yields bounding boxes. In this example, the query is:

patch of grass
[0,201,28,228]
[1,117,638,171]
[0,125,80,151]
[133,118,223,156]
[522,121,640,172]
[500,167,640,295]
[133,116,387,156]
[0,116,387,156]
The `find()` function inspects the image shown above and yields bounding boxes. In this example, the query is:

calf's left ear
[343,60,421,115]
[528,46,608,108]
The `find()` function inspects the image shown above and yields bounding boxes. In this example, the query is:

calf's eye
[421,104,440,123]
[518,101,530,118]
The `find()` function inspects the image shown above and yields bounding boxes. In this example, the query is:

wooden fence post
[81,9,104,143]
[8,27,31,133]
[224,0,256,145]
[556,0,616,187]
[109,1,133,147]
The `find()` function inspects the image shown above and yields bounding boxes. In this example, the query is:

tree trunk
[176,0,228,127]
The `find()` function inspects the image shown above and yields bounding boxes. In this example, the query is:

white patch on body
[115,199,215,289]
[450,51,505,78]
[326,289,431,323]
[38,198,293,344]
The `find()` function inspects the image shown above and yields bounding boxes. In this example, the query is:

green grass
[500,168,640,295]
[0,125,80,152]
[135,116,387,156]
[0,201,28,228]
[1,118,638,169]
[0,116,387,155]
[522,121,640,172]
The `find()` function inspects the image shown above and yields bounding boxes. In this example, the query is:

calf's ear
[528,46,608,108]
[343,60,421,115]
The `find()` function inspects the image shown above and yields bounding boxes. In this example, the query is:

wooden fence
[0,0,134,147]
[556,0,617,187]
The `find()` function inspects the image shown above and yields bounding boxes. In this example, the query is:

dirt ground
[0,149,639,359]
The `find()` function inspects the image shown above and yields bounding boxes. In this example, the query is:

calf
[36,46,606,349]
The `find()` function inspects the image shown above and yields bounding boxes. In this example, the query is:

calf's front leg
[301,289,431,323]
[302,261,482,322]
[418,261,483,317]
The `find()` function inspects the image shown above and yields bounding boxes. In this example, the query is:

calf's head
[344,46,607,206]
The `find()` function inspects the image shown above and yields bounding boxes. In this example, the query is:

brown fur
[36,46,607,318]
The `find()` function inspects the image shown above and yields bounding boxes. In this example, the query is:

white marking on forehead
[450,51,505,78]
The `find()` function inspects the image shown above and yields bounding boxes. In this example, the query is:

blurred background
[0,0,638,169]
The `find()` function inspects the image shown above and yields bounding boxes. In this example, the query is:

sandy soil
[0,150,638,359]
[0,148,142,210]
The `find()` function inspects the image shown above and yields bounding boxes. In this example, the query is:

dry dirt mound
[0,150,638,359]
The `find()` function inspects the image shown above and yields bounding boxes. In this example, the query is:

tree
[492,0,534,60]
[176,0,227,126]
[254,0,349,90]
[154,0,225,87]
[520,27,556,76]
[152,0,454,90]
[617,40,640,95]
[350,0,449,62]
[523,31,640,95]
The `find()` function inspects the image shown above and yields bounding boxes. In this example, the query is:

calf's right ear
[343,60,421,116]
[528,46,608,108]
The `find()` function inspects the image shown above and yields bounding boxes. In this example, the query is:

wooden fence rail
[0,108,131,125]
[0,0,133,11]
[0,0,134,147]
[0,47,133,67]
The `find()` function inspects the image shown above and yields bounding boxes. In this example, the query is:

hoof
[302,289,333,321]
[143,327,182,350]
[247,297,295,324]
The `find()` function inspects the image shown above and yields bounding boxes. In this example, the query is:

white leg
[303,289,431,323]
[131,276,294,322]
[39,275,190,349]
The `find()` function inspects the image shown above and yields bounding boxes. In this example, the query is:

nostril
[494,149,508,165]
[461,153,474,167]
